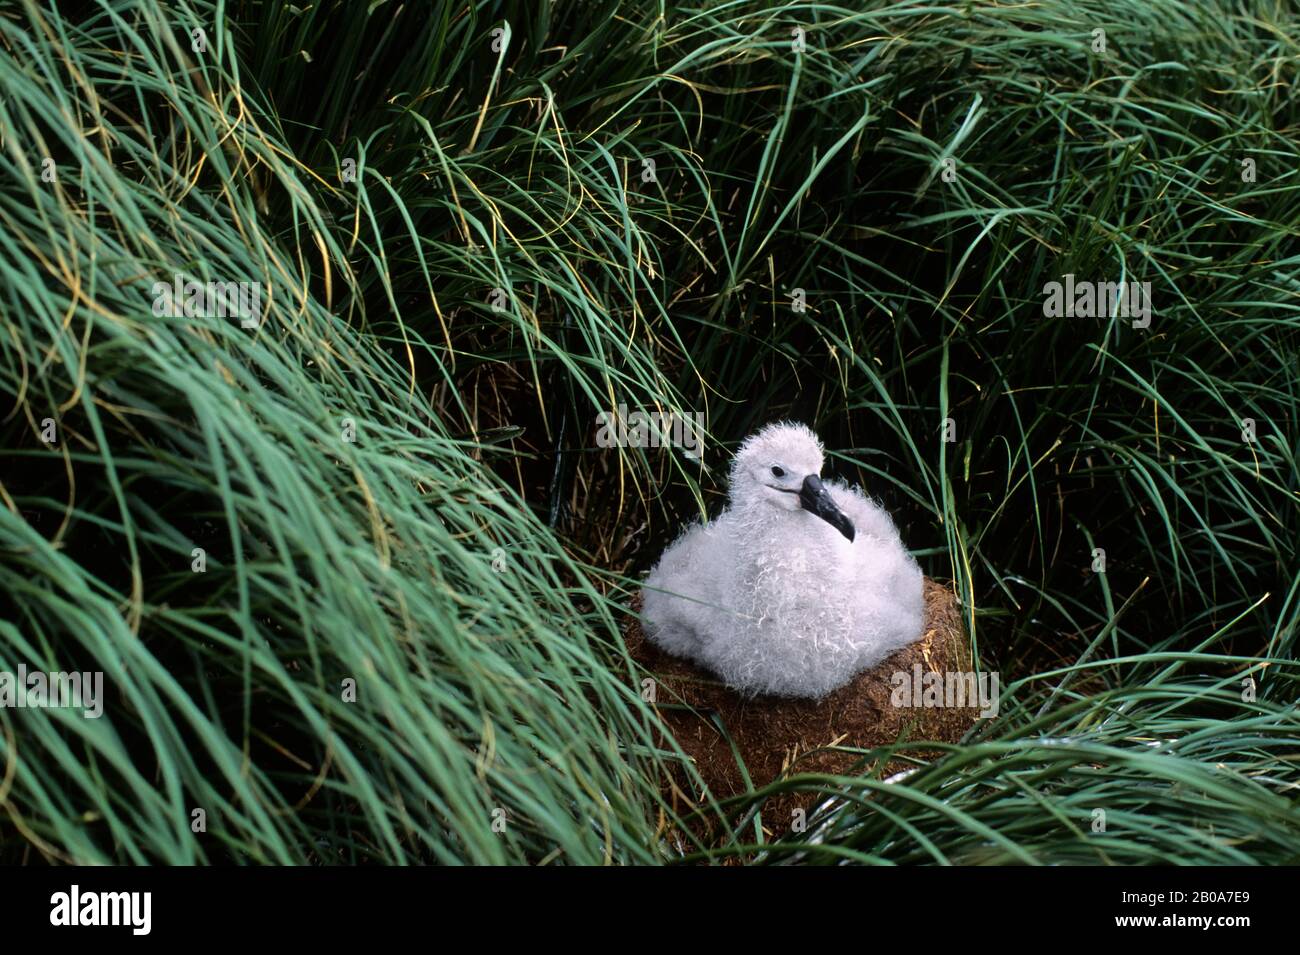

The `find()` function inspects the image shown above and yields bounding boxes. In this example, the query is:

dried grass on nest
[625,579,979,834]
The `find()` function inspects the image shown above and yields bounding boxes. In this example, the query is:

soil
[624,578,979,840]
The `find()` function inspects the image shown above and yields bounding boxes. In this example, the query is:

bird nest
[624,578,977,833]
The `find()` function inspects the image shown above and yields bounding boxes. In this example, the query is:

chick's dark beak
[798,474,855,542]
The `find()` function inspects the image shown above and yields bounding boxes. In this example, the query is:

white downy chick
[641,422,924,699]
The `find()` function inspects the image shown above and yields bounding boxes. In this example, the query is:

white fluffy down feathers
[641,422,924,699]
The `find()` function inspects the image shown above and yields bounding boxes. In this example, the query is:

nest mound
[625,579,976,831]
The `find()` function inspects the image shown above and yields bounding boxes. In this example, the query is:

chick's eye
[770,466,785,478]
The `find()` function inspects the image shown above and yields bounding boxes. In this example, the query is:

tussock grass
[1,0,1298,863]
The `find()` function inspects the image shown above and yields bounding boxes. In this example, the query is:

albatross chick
[641,422,924,699]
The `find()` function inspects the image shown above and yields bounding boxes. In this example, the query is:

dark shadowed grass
[1,0,1298,863]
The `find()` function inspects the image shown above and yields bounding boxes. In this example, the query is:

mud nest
[625,578,978,832]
